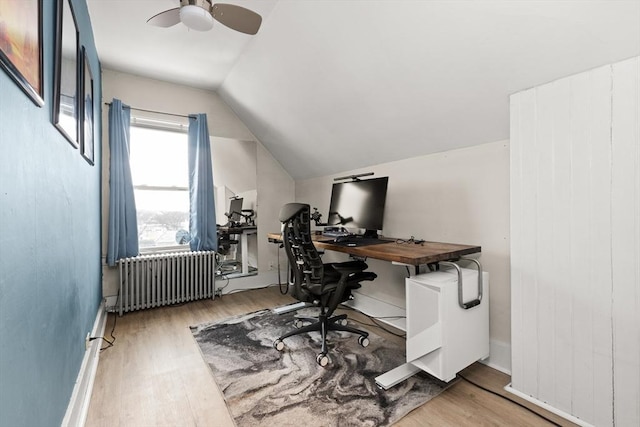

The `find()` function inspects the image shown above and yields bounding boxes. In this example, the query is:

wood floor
[86,286,575,426]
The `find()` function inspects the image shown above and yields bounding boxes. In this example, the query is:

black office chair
[273,203,376,366]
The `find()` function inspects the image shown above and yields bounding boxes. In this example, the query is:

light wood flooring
[86,286,575,426]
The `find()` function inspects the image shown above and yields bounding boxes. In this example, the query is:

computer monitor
[327,176,389,238]
[228,198,243,223]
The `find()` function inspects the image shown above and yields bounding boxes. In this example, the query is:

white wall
[510,56,639,426]
[295,139,511,371]
[257,143,296,277]
[211,136,257,224]
[212,137,257,196]
[101,69,294,297]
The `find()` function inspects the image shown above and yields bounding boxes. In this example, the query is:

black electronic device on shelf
[224,197,257,227]
[240,209,255,226]
[227,197,243,221]
[311,207,326,226]
[225,197,243,227]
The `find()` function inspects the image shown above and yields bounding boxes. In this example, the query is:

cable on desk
[395,236,425,245]
[457,373,562,427]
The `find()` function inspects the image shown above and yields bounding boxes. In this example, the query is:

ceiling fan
[147,0,262,35]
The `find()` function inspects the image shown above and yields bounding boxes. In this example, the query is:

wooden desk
[266,232,481,267]
[268,231,484,388]
[221,225,258,234]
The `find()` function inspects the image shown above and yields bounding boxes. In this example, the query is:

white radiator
[117,251,216,316]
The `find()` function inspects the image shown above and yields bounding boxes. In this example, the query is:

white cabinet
[406,267,489,382]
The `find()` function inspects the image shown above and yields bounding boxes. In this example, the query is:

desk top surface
[266,232,480,266]
[219,225,257,233]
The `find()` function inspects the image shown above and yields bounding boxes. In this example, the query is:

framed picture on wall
[81,47,94,165]
[0,0,44,106]
[53,0,80,147]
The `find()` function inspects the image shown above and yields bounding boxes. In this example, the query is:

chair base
[274,312,369,366]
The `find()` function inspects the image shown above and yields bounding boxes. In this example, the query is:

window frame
[129,117,191,254]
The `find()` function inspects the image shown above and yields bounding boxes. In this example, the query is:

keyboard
[329,236,392,247]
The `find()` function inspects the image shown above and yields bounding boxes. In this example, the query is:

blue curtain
[106,99,138,266]
[188,114,218,251]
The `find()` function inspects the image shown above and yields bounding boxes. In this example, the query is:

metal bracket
[439,258,483,309]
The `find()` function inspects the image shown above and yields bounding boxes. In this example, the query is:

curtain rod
[104,102,191,119]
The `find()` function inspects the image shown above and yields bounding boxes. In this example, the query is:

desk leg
[375,363,422,390]
[240,233,249,275]
[276,244,281,285]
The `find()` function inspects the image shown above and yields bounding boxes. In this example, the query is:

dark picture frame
[81,47,94,165]
[0,0,44,106]
[53,0,80,147]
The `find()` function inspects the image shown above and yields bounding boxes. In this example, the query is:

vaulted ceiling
[87,0,640,179]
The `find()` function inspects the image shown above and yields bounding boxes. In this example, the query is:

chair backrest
[279,203,324,300]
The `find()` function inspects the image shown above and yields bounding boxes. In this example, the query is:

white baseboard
[217,269,281,295]
[480,339,511,375]
[504,384,593,427]
[62,301,108,427]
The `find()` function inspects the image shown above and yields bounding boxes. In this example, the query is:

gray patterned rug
[191,308,448,426]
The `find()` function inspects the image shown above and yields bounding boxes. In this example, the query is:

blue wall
[0,1,102,425]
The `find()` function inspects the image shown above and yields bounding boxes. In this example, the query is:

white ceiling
[88,0,640,180]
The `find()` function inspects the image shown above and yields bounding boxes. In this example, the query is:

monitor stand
[362,229,379,239]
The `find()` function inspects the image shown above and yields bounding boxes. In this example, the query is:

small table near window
[219,225,258,277]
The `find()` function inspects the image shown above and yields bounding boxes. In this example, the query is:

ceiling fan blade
[147,8,181,28]
[211,3,262,35]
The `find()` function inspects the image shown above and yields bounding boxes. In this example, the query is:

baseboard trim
[218,270,281,295]
[480,339,511,375]
[61,301,107,427]
[504,384,593,427]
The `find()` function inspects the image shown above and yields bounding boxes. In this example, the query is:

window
[129,125,189,251]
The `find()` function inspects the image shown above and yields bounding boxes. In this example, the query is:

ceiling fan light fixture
[180,4,214,31]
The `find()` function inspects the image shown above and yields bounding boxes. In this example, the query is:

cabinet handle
[439,259,483,309]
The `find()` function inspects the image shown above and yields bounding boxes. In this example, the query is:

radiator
[117,251,216,316]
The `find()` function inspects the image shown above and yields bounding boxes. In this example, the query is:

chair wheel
[293,319,304,329]
[358,336,370,348]
[316,353,329,367]
[338,318,348,326]
[274,339,284,351]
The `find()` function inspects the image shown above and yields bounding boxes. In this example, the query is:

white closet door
[610,56,640,427]
[510,56,639,426]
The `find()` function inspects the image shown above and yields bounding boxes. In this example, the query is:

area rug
[191,308,448,426]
